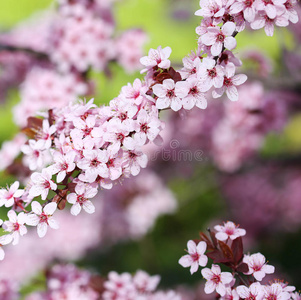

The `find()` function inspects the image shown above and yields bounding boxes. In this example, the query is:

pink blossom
[214,221,246,241]
[21,139,50,171]
[212,63,247,101]
[201,22,237,57]
[230,0,258,22]
[201,264,233,296]
[175,76,207,110]
[0,182,24,208]
[134,109,162,144]
[0,232,13,260]
[195,0,225,19]
[120,78,148,105]
[29,168,57,200]
[255,0,286,19]
[243,253,275,281]
[67,183,98,216]
[2,211,27,245]
[237,282,265,300]
[198,57,224,91]
[178,240,208,274]
[153,79,183,111]
[77,149,109,183]
[26,201,59,238]
[250,11,289,36]
[140,46,172,73]
[49,151,76,183]
[133,270,160,293]
[263,283,290,300]
[122,149,148,176]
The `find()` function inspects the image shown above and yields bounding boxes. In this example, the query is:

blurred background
[0,0,300,298]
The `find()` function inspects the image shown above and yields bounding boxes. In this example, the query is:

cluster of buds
[0,0,299,261]
[179,221,299,300]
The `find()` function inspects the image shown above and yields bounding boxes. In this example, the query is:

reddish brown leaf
[231,237,244,265]
[236,262,249,273]
[209,229,218,249]
[207,250,232,264]
[199,232,214,250]
[218,240,233,260]
[168,67,182,82]
[22,117,43,139]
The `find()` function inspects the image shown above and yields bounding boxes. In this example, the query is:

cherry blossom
[214,221,246,241]
[140,46,172,73]
[67,183,98,216]
[201,264,233,296]
[201,22,237,57]
[153,79,182,111]
[49,151,76,183]
[250,11,289,36]
[230,0,258,22]
[26,201,59,238]
[198,57,225,91]
[263,283,290,300]
[212,63,248,101]
[243,252,275,281]
[0,181,24,208]
[178,240,208,274]
[29,168,58,200]
[175,76,207,110]
[195,0,225,19]
[0,226,13,260]
[2,211,27,245]
[237,282,265,300]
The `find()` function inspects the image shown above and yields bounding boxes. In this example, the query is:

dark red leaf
[199,232,214,250]
[218,240,233,260]
[236,262,249,273]
[207,250,232,264]
[231,237,244,265]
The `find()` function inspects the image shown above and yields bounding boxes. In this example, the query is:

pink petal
[211,42,223,56]
[48,217,59,229]
[216,282,227,296]
[232,74,248,86]
[204,281,216,294]
[196,241,207,255]
[222,22,236,36]
[187,240,197,254]
[266,4,277,19]
[190,261,199,274]
[201,268,213,280]
[226,86,239,101]
[83,200,95,214]
[71,203,82,216]
[179,255,193,268]
[44,202,57,215]
[224,36,237,51]
[37,222,48,238]
[201,32,217,46]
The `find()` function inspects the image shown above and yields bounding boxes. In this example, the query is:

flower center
[217,33,225,42]
[167,89,175,98]
[40,213,48,223]
[77,195,87,205]
[141,123,149,133]
[208,68,217,78]
[223,77,232,87]
[189,86,198,95]
[211,274,221,284]
[244,0,253,7]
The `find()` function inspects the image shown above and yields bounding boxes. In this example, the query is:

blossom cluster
[179,221,299,300]
[0,0,299,262]
[5,264,182,300]
[0,0,148,127]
